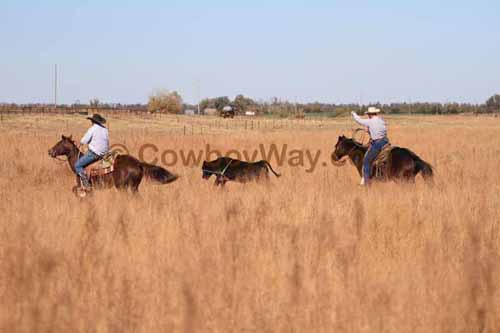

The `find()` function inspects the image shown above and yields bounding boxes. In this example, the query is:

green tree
[232,94,255,113]
[89,98,100,107]
[199,96,230,112]
[199,98,212,111]
[148,89,183,114]
[214,96,230,111]
[486,94,500,112]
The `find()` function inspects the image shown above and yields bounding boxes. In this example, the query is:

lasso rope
[203,159,233,176]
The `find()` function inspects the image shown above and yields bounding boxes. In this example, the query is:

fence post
[183,125,186,135]
[245,120,247,130]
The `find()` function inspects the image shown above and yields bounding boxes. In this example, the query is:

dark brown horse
[331,135,433,183]
[48,135,177,193]
[202,157,281,186]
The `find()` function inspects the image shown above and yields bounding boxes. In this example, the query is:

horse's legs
[113,170,127,190]
[403,171,416,183]
[258,169,271,184]
[120,175,142,193]
[394,165,416,183]
[214,176,228,186]
[113,169,133,192]
[130,176,142,193]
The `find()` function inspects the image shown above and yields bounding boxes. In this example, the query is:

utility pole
[54,64,58,110]
[195,80,201,114]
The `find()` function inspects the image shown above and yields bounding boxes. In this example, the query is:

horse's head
[48,135,76,158]
[331,135,355,165]
[201,160,216,179]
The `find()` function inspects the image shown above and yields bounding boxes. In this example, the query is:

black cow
[202,157,281,186]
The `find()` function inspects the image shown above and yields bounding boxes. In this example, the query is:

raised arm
[351,111,370,126]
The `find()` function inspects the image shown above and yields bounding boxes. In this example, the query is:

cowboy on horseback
[351,107,389,185]
[75,114,109,189]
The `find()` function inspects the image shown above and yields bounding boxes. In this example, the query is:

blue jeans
[75,150,101,187]
[363,137,389,183]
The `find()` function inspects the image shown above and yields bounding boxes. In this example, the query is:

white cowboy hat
[365,107,381,114]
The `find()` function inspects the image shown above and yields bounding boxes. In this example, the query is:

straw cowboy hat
[87,114,106,126]
[365,106,381,115]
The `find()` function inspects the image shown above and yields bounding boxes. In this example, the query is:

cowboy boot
[80,173,92,190]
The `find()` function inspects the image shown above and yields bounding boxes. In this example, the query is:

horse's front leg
[214,175,224,186]
[214,175,228,186]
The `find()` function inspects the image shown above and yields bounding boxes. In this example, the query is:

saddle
[88,152,116,177]
[372,143,393,178]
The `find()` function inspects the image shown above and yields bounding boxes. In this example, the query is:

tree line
[197,94,500,116]
[2,92,499,116]
[157,92,500,116]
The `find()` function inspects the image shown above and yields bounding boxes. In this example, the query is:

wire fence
[0,108,351,135]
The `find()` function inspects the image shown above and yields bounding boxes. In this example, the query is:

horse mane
[62,135,81,156]
[62,135,77,147]
[343,137,367,150]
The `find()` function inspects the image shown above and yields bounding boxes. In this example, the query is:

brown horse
[48,135,177,193]
[331,135,433,183]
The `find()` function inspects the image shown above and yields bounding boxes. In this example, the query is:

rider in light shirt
[75,114,109,189]
[351,107,389,185]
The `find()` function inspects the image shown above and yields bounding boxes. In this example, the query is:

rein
[352,128,370,146]
[203,159,233,177]
[52,156,68,164]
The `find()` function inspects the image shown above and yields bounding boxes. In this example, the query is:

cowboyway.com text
[110,143,334,173]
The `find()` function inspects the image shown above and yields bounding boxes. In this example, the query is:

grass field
[1,113,499,332]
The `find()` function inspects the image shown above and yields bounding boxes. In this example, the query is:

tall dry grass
[1,114,500,332]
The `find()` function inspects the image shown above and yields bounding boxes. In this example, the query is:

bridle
[332,139,365,167]
[49,142,82,165]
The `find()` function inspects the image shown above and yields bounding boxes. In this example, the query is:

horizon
[0,97,492,107]
[1,0,499,105]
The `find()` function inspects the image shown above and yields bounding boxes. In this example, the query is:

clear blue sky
[1,0,499,104]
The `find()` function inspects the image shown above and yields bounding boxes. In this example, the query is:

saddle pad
[87,153,116,177]
[90,165,114,177]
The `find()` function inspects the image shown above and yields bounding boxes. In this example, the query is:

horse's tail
[262,160,281,177]
[416,159,433,179]
[408,151,433,180]
[141,162,178,184]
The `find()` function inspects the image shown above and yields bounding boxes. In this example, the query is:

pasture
[1,113,499,332]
